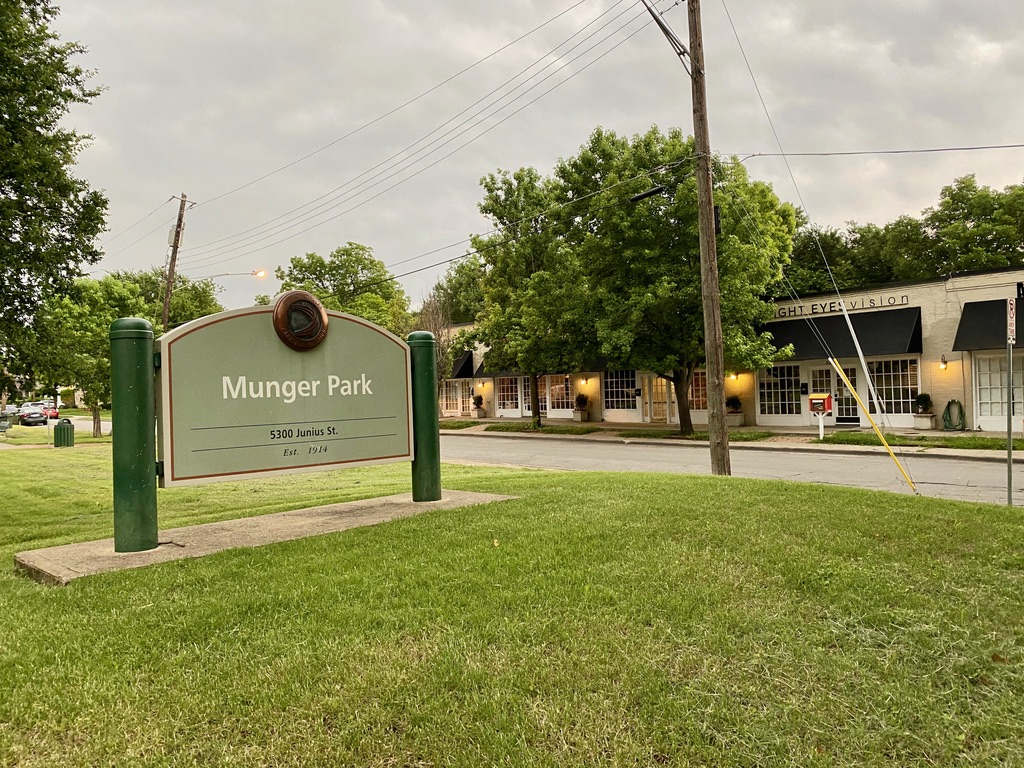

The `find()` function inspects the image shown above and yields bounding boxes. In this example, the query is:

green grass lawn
[1,446,1022,765]
[819,431,1024,451]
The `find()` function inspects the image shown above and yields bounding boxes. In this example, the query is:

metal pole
[408,331,442,501]
[1008,338,1013,507]
[1009,297,1016,507]
[110,318,158,551]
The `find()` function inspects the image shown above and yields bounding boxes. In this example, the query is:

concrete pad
[14,490,514,586]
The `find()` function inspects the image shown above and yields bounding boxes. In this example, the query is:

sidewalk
[441,418,1024,464]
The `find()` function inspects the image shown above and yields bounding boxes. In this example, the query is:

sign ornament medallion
[273,290,329,350]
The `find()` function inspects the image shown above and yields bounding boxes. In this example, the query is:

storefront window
[689,370,708,410]
[497,377,519,410]
[759,365,802,415]
[548,375,574,410]
[443,381,459,412]
[977,354,1024,416]
[603,370,637,410]
[867,359,918,415]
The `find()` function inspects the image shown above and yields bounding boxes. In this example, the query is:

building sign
[775,293,910,319]
[157,299,412,487]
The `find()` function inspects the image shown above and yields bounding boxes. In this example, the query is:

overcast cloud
[54,0,1024,310]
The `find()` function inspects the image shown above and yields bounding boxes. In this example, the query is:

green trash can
[54,417,75,448]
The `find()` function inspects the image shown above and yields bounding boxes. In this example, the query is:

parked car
[19,409,47,427]
[42,404,59,419]
[1,404,18,417]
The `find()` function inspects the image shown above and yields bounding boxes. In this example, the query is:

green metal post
[110,318,158,552]
[408,331,442,501]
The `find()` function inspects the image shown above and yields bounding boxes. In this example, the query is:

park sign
[157,293,413,487]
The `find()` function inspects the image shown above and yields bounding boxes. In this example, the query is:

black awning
[765,306,922,361]
[449,350,474,379]
[952,298,1021,351]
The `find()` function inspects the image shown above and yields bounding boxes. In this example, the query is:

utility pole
[687,0,730,475]
[161,193,188,333]
[640,0,730,474]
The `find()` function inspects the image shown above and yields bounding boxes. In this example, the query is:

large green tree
[555,126,796,433]
[32,276,146,435]
[785,175,1024,295]
[110,267,224,333]
[264,243,410,336]
[432,255,486,325]
[472,167,591,428]
[0,0,107,339]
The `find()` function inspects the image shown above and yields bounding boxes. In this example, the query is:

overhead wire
[99,197,175,245]
[176,0,647,268]
[177,0,633,262]
[302,155,701,305]
[192,0,596,209]
[720,0,919,491]
[175,4,656,271]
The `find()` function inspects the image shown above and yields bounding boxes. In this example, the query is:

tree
[110,267,224,333]
[0,1,107,340]
[432,255,486,325]
[555,126,796,433]
[267,243,411,336]
[784,220,853,296]
[471,168,591,428]
[32,276,147,436]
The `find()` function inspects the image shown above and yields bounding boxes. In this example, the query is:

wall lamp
[939,355,948,370]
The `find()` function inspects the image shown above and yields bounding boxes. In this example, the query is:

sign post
[110,318,158,552]
[808,393,833,440]
[1008,298,1016,506]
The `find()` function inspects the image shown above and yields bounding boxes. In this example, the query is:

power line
[738,143,1024,160]
[176,1,644,266]
[191,0,597,210]
[176,8,654,271]
[100,197,175,245]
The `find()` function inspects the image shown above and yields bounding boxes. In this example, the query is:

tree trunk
[530,373,542,429]
[91,404,102,438]
[671,366,696,435]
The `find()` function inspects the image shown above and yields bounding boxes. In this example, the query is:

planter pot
[725,412,743,427]
[913,412,935,430]
[573,410,589,422]
[472,408,486,419]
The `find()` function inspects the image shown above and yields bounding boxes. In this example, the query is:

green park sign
[157,298,413,487]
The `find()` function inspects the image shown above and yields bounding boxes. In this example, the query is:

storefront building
[761,267,1024,432]
[439,267,1024,432]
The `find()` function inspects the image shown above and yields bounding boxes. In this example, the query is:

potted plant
[472,393,486,419]
[725,394,743,427]
[913,392,934,430]
[573,392,590,422]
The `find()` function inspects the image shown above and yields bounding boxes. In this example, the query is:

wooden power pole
[638,0,730,475]
[161,193,188,333]
[686,0,730,475]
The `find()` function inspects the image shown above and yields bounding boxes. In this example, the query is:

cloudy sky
[55,0,1024,310]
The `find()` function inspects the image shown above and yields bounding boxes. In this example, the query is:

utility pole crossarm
[637,0,693,75]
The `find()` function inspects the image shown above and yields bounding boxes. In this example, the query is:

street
[440,433,1024,507]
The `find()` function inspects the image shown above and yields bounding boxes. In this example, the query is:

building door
[643,375,669,423]
[835,366,860,424]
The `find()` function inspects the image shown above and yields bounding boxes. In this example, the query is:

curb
[439,428,1024,465]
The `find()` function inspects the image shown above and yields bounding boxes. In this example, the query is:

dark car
[19,409,47,426]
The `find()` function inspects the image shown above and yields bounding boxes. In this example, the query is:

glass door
[835,366,860,424]
[643,375,669,423]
